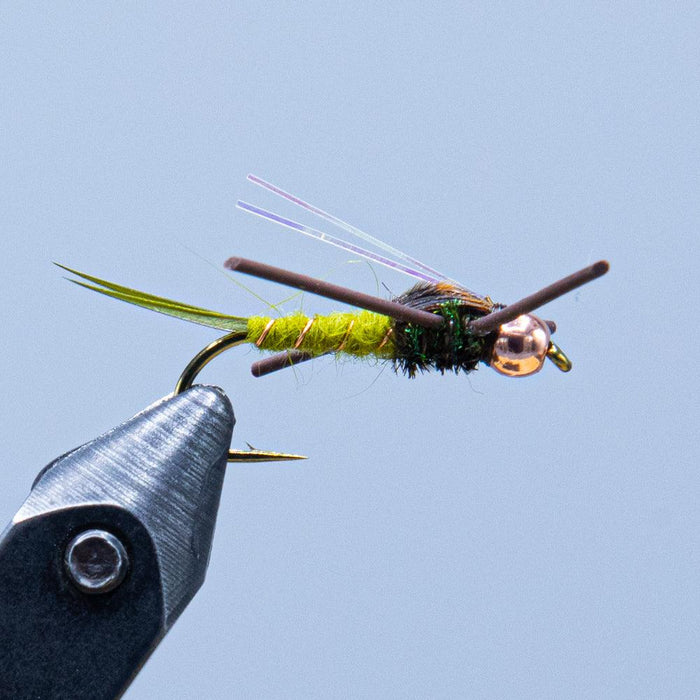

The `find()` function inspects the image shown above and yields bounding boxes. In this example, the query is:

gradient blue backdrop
[2,3,698,698]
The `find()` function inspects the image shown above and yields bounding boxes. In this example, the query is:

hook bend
[174,331,306,462]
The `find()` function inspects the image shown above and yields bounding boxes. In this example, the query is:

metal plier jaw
[0,386,234,700]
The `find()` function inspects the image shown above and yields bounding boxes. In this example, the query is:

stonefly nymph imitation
[59,174,609,462]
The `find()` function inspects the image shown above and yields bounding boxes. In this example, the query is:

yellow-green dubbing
[247,311,395,358]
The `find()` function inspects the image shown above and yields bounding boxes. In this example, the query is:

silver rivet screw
[64,529,129,594]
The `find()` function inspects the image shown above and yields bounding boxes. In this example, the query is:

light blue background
[2,3,698,698]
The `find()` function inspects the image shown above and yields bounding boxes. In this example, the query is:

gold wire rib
[174,331,306,462]
[255,318,276,348]
[336,319,355,352]
[378,326,393,350]
[293,318,315,349]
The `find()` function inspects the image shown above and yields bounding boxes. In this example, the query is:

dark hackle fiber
[391,283,495,378]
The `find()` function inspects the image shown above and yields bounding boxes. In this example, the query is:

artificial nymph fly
[59,174,609,461]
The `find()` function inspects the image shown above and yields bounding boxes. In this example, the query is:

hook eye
[546,341,572,372]
[175,331,306,462]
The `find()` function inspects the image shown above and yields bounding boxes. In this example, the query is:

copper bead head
[490,314,551,377]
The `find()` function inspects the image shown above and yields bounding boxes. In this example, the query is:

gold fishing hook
[174,330,306,462]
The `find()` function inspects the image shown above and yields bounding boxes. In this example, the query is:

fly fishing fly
[58,174,609,461]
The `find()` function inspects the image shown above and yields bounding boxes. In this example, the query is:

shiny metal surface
[64,528,129,594]
[1,385,234,698]
[490,314,551,377]
[15,384,233,625]
[547,340,573,372]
